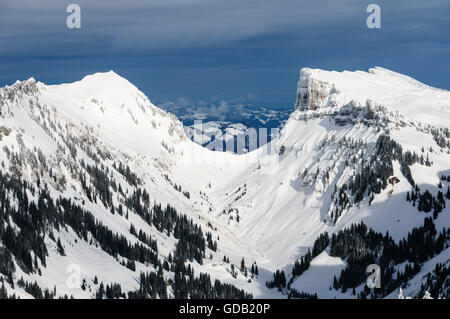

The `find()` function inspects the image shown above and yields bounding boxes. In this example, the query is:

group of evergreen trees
[330,135,434,224]
[57,197,160,268]
[312,232,330,257]
[170,258,251,299]
[0,173,48,274]
[80,160,116,208]
[123,186,208,264]
[0,165,253,299]
[266,270,286,291]
[269,232,330,291]
[0,280,13,299]
[417,262,449,299]
[440,174,450,183]
[329,218,449,298]
[173,183,190,199]
[113,161,142,187]
[77,260,252,299]
[430,127,450,149]
[291,251,312,279]
[250,262,259,277]
[266,218,449,299]
[16,277,56,299]
[406,182,447,219]
[287,288,318,299]
[206,232,218,252]
[289,233,330,284]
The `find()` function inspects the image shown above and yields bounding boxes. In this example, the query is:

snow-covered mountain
[0,67,448,299]
[296,67,450,127]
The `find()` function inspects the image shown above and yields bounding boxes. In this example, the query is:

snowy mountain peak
[0,71,190,162]
[4,77,39,93]
[50,70,141,103]
[295,67,450,127]
[78,70,127,85]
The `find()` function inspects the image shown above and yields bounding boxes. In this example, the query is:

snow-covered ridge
[1,70,189,157]
[295,67,450,128]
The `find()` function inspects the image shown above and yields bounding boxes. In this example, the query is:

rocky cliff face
[295,68,338,111]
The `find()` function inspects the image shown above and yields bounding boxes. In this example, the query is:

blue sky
[0,0,449,107]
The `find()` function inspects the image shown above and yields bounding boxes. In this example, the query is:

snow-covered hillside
[0,67,448,299]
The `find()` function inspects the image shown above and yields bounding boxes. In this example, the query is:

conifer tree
[240,257,245,273]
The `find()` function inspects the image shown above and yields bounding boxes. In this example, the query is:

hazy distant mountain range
[161,103,291,153]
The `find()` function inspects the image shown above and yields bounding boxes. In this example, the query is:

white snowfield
[0,67,449,299]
